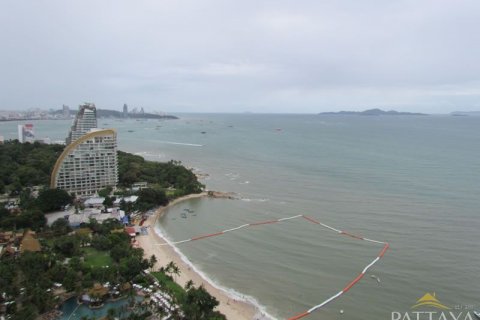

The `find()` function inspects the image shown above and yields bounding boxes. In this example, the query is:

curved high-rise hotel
[51,103,118,196]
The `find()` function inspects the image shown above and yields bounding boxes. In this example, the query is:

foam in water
[157,140,203,147]
[153,224,278,320]
[225,172,240,180]
[240,197,270,202]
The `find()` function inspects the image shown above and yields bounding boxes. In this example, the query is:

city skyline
[1,1,480,114]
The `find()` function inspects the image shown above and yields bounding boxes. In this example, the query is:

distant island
[450,111,480,116]
[319,108,427,116]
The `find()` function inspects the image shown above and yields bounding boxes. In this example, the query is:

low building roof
[114,196,138,205]
[88,283,109,297]
[84,197,105,206]
[125,227,136,237]
[20,232,41,253]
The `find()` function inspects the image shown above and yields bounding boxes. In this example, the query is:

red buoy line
[155,214,389,319]
[291,216,389,320]
[155,214,303,246]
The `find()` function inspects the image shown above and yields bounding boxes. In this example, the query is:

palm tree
[149,255,157,272]
[185,280,194,290]
[171,263,180,282]
[165,261,176,279]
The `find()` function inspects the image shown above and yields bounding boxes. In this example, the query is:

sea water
[2,114,479,319]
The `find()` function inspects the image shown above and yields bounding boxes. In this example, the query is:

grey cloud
[1,0,480,113]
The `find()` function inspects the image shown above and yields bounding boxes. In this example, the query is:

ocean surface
[2,114,479,319]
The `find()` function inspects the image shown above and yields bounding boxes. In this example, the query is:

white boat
[473,311,480,319]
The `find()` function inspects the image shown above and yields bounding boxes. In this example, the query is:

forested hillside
[0,141,204,196]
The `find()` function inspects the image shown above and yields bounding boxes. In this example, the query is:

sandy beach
[136,192,263,320]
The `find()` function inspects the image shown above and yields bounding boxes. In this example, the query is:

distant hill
[96,109,178,119]
[319,108,427,116]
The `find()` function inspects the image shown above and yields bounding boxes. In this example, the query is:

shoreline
[136,192,265,320]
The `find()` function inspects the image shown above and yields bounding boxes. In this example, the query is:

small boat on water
[181,212,187,219]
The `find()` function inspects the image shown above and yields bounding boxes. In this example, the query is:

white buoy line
[154,214,389,319]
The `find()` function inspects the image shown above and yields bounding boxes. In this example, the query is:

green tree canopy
[36,188,73,213]
[98,186,113,197]
[136,188,168,211]
[51,218,72,236]
[182,285,225,320]
[53,235,81,257]
[0,141,64,192]
[117,151,204,194]
[0,209,46,231]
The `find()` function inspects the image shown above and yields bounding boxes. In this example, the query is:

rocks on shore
[207,191,237,200]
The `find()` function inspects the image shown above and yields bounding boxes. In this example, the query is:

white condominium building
[66,103,98,145]
[51,129,118,196]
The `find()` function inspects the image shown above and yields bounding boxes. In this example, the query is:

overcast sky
[1,0,479,113]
